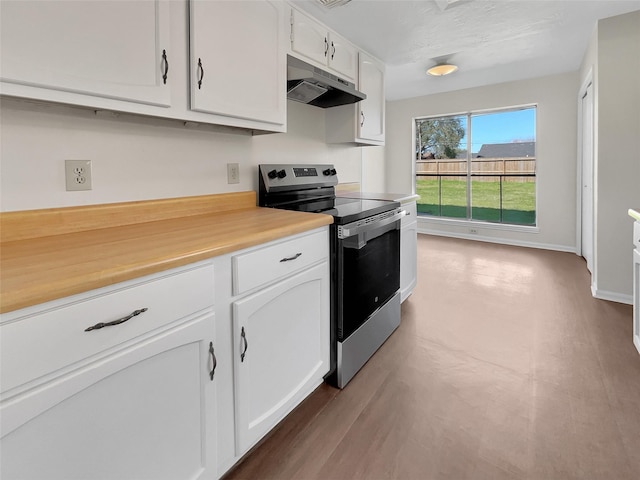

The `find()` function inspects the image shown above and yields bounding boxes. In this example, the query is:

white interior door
[581,82,594,273]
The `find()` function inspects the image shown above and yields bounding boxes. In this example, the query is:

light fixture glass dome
[427,64,458,76]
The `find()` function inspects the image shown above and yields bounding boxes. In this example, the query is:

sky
[461,108,536,153]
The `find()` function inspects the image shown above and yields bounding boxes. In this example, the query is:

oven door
[335,209,403,341]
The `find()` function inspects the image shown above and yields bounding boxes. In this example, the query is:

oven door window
[338,222,400,340]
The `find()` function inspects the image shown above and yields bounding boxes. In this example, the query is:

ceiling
[291,0,640,101]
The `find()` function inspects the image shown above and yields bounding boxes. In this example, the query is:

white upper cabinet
[325,51,386,146]
[0,0,171,107]
[358,52,385,143]
[290,7,358,84]
[189,0,286,128]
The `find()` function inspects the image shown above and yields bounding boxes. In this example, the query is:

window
[415,106,536,226]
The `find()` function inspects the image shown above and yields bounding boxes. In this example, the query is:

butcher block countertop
[0,192,333,314]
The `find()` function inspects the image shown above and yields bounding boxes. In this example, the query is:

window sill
[417,215,539,234]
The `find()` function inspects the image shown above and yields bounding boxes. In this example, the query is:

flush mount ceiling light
[434,0,473,11]
[426,63,458,76]
[316,0,352,8]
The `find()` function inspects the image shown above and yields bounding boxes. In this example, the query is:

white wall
[0,99,362,212]
[361,146,386,192]
[385,72,579,252]
[591,11,640,301]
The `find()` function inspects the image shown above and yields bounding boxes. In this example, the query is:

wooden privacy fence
[416,158,536,182]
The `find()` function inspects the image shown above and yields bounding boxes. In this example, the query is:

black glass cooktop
[269,196,399,224]
[326,197,400,225]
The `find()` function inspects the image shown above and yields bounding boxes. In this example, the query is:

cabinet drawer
[232,229,328,296]
[634,221,640,250]
[401,201,417,227]
[1,261,214,395]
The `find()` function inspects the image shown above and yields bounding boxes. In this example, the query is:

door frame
[576,69,595,276]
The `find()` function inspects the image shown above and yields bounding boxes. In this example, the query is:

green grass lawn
[416,178,536,225]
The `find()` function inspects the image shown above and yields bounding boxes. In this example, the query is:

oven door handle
[338,209,406,238]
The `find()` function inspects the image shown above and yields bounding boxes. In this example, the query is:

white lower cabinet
[233,263,329,453]
[400,201,418,302]
[0,261,218,480]
[214,227,330,476]
[0,228,330,480]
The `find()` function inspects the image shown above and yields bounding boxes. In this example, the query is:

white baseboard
[417,228,577,254]
[591,285,633,305]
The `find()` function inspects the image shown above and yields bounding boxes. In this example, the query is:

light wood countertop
[0,193,333,314]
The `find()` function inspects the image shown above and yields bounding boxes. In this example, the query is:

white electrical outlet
[227,163,240,184]
[65,160,92,191]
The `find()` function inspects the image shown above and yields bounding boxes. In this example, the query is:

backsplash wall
[0,98,363,212]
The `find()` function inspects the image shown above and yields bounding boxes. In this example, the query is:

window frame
[414,104,538,228]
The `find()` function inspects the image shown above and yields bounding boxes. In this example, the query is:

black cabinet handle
[84,308,148,332]
[324,37,329,57]
[331,41,336,60]
[197,58,204,89]
[161,49,169,84]
[240,327,248,362]
[209,342,217,381]
[280,252,302,262]
[361,111,365,127]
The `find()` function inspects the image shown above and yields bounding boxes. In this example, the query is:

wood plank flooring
[225,234,640,480]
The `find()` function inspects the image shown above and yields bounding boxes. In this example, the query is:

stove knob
[330,168,337,176]
[323,168,332,176]
[267,169,278,179]
[277,169,287,179]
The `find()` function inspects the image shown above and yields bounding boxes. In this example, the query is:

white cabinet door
[325,51,385,146]
[290,8,357,83]
[358,52,385,143]
[400,201,417,303]
[0,314,217,480]
[0,0,171,107]
[232,263,329,455]
[401,222,418,303]
[633,248,639,355]
[327,31,358,83]
[290,8,329,68]
[190,0,286,128]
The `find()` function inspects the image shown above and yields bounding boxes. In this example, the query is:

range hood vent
[287,55,366,108]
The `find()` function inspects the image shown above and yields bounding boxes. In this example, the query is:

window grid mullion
[466,113,472,220]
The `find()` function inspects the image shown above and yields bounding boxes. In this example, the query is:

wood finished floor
[225,235,640,480]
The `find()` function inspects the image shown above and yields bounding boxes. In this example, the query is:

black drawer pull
[84,308,148,332]
[280,252,302,262]
[240,327,248,362]
[209,342,217,381]
[197,58,204,89]
[161,49,169,84]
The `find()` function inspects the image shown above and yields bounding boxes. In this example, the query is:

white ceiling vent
[316,0,352,9]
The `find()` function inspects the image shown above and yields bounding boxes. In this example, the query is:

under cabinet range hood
[287,55,366,108]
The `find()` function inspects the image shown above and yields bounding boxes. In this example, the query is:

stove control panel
[259,164,338,192]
